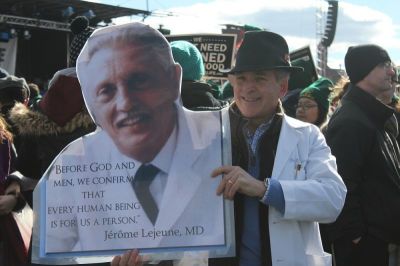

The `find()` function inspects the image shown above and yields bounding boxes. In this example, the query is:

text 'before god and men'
[53,162,136,187]
[54,161,135,174]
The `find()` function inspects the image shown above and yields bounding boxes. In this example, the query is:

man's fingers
[224,177,239,199]
[128,249,141,266]
[111,250,141,266]
[213,166,249,198]
[119,250,133,266]
[216,180,226,196]
[211,165,234,177]
[133,249,142,266]
[216,170,236,195]
[111,255,121,266]
[228,182,240,199]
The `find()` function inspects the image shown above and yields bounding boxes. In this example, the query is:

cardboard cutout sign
[32,22,234,265]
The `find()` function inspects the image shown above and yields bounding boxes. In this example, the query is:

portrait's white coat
[45,106,225,253]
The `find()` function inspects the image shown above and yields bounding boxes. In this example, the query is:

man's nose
[296,106,305,114]
[242,79,257,93]
[115,86,135,111]
[387,65,396,76]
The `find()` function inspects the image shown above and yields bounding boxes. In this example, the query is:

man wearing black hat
[208,31,346,266]
[325,44,399,266]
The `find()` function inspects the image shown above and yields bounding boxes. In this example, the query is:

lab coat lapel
[271,116,301,180]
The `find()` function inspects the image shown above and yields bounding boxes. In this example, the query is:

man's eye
[127,75,150,89]
[97,85,116,100]
[255,77,267,82]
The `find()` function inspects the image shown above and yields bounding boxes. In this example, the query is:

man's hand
[111,249,142,266]
[0,194,17,215]
[211,166,266,200]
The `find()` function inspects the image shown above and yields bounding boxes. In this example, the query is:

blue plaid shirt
[240,117,285,266]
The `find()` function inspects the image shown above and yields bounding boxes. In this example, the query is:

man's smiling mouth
[116,113,151,128]
[242,96,261,102]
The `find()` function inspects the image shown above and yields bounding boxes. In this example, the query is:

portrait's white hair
[75,22,178,123]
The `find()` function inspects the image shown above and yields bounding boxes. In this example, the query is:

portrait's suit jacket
[42,106,227,253]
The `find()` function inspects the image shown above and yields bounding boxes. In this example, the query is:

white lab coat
[267,115,346,266]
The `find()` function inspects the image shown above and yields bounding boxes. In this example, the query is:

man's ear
[228,74,236,87]
[23,97,29,106]
[174,63,182,85]
[279,78,289,98]
[172,63,182,99]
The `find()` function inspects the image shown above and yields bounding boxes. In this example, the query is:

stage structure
[316,0,338,77]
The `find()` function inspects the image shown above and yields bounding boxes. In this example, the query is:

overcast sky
[99,0,400,70]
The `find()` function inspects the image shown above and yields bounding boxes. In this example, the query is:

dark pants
[332,234,388,266]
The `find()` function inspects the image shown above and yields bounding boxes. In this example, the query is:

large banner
[0,37,17,74]
[32,22,234,265]
[166,34,236,79]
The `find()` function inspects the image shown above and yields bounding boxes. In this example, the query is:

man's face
[233,70,287,124]
[362,61,396,98]
[83,44,180,162]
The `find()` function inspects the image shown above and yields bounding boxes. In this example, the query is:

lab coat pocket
[289,157,306,180]
[294,161,306,180]
[289,149,307,180]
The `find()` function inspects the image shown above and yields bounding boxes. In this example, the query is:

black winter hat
[69,16,94,67]
[345,44,391,84]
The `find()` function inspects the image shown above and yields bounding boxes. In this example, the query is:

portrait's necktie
[132,164,160,226]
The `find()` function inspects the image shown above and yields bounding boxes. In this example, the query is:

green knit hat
[171,40,205,81]
[243,24,262,31]
[300,77,333,111]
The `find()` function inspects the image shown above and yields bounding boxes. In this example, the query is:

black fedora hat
[223,31,303,74]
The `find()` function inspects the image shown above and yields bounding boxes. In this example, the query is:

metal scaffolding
[0,14,70,31]
[316,0,338,76]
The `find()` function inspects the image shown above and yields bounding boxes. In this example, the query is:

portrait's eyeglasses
[295,104,318,111]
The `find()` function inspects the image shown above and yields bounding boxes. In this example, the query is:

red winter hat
[39,68,85,126]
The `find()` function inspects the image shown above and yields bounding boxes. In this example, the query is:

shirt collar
[244,115,274,155]
[149,125,177,174]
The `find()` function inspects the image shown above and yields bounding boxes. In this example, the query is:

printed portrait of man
[38,22,227,255]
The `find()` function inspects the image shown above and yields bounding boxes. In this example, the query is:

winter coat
[181,80,228,111]
[325,84,400,244]
[0,139,28,266]
[9,103,95,182]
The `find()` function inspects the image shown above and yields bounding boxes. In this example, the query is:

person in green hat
[170,40,227,110]
[295,77,333,128]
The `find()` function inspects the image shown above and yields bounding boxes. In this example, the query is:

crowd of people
[0,15,399,266]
